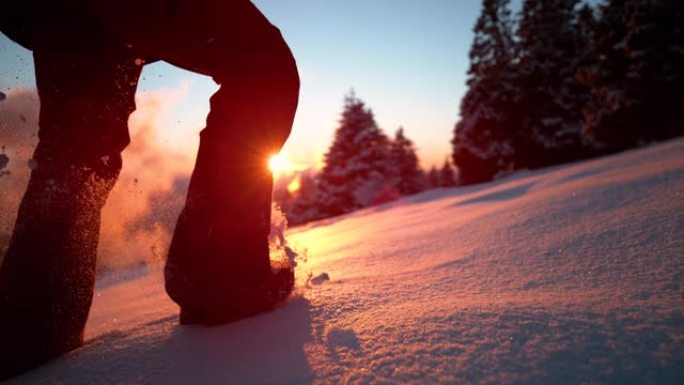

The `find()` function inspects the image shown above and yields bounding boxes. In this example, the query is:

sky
[0,0,498,170]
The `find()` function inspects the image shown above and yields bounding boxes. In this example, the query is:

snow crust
[8,139,684,384]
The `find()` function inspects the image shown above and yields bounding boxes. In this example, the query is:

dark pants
[0,0,299,375]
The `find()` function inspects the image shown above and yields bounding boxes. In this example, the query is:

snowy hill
[7,139,684,385]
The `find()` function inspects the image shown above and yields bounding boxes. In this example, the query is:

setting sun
[268,153,293,175]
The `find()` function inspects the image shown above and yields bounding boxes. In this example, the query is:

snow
[7,138,684,384]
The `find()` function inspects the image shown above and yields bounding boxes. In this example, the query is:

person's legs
[1,0,299,329]
[0,5,142,379]
[157,2,300,323]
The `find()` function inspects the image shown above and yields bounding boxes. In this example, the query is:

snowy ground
[7,139,684,384]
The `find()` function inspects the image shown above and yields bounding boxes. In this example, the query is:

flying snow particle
[310,272,330,285]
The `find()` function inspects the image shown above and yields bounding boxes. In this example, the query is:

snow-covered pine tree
[427,166,440,189]
[439,159,456,187]
[452,0,519,185]
[272,174,294,210]
[573,3,599,152]
[514,0,591,168]
[577,0,631,152]
[316,92,396,217]
[625,0,684,141]
[284,170,322,225]
[580,0,684,151]
[390,127,424,195]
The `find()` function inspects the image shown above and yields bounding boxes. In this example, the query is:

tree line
[452,0,684,184]
[278,0,683,225]
[275,93,456,225]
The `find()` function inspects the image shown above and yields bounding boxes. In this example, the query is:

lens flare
[269,153,292,175]
[287,175,301,193]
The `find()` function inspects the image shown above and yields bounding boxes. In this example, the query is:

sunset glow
[268,153,294,175]
[287,175,301,193]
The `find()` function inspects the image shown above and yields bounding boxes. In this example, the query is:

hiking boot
[179,261,294,326]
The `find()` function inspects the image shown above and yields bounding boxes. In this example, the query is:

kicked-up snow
[7,139,684,384]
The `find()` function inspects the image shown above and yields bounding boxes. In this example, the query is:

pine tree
[514,0,591,168]
[574,3,599,151]
[284,171,322,225]
[439,159,456,187]
[580,0,684,150]
[390,127,423,195]
[272,174,294,209]
[452,0,519,185]
[427,166,440,189]
[316,92,396,217]
[627,0,684,141]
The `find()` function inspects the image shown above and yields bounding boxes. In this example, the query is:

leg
[0,6,142,379]
[33,0,299,322]
[160,3,300,323]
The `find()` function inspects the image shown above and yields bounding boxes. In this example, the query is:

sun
[268,153,293,175]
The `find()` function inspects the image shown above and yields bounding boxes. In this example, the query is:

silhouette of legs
[158,4,300,323]
[84,1,301,319]
[0,1,298,378]
[0,7,142,378]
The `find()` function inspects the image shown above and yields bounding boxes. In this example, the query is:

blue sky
[256,0,481,168]
[0,0,513,169]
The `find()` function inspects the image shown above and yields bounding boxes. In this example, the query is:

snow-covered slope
[8,139,684,385]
